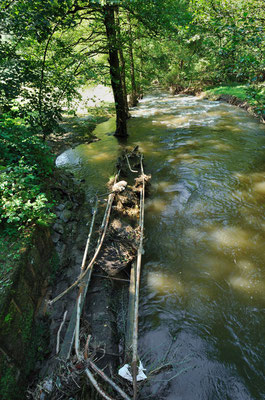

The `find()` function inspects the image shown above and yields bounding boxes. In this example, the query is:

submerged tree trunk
[115,7,130,119]
[104,5,128,137]
[127,12,138,107]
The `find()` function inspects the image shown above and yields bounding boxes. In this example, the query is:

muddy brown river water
[57,91,265,399]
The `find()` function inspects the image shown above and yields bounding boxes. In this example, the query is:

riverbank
[171,83,265,124]
[201,84,265,124]
[0,105,115,399]
[27,145,148,399]
[19,108,143,399]
[0,168,87,399]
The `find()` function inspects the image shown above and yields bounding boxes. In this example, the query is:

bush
[245,84,265,118]
[0,159,55,227]
[0,113,54,176]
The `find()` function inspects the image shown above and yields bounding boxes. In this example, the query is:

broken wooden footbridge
[45,148,151,400]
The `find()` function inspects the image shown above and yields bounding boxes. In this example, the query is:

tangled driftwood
[33,148,150,400]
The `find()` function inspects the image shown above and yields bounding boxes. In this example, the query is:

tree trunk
[138,42,144,100]
[127,12,138,107]
[115,7,130,118]
[104,5,128,137]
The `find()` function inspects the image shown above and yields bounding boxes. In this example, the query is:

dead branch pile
[96,219,140,276]
[30,148,150,400]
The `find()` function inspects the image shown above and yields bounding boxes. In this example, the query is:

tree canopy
[0,0,265,137]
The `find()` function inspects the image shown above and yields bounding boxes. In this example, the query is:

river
[57,91,265,399]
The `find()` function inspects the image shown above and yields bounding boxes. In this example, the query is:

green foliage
[0,114,54,174]
[137,0,265,91]
[86,102,115,118]
[1,0,265,128]
[17,88,64,137]
[0,2,85,136]
[188,0,265,84]
[0,111,55,293]
[0,114,55,228]
[0,361,20,400]
[0,159,55,227]
[245,84,265,117]
[0,229,23,291]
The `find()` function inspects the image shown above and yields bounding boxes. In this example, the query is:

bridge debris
[30,148,150,400]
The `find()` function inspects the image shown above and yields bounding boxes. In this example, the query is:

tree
[186,0,265,84]
[0,0,192,138]
[103,3,128,136]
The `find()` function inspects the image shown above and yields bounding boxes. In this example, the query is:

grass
[204,84,248,100]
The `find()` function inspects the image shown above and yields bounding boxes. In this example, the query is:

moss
[0,302,16,335]
[21,305,34,345]
[32,316,51,362]
[0,225,54,399]
[0,227,26,294]
[0,361,20,400]
[22,316,49,377]
[49,249,60,284]
[0,317,51,400]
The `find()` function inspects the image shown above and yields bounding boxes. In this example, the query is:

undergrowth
[0,113,55,292]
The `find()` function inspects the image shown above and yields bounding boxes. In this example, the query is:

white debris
[137,361,147,381]
[112,180,128,193]
[118,364,132,381]
[118,360,147,382]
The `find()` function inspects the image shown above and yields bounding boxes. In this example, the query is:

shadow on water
[56,91,265,399]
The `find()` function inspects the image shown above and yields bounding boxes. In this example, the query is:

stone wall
[0,226,54,400]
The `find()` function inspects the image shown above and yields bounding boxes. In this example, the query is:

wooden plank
[125,261,136,356]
